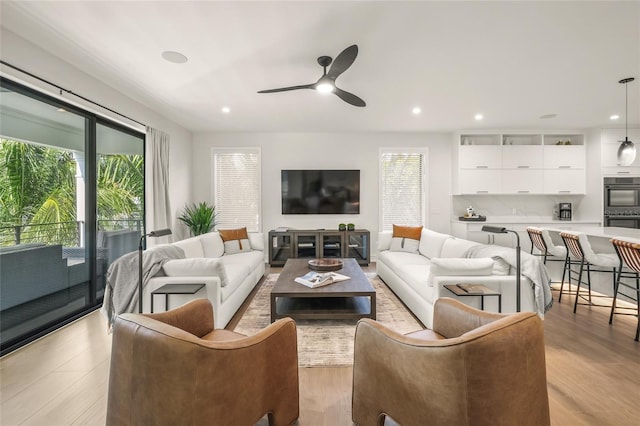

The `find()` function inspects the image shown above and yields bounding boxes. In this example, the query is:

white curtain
[145,127,172,245]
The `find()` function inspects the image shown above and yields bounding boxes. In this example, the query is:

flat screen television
[281,169,360,214]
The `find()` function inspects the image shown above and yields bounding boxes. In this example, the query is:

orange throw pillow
[392,225,423,240]
[219,227,250,254]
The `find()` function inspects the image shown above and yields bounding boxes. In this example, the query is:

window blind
[211,148,261,232]
[380,150,426,231]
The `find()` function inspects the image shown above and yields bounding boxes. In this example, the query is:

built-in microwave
[603,177,640,229]
[604,177,640,209]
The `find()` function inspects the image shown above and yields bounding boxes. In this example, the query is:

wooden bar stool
[609,239,640,341]
[560,232,618,313]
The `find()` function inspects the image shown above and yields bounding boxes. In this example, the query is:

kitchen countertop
[543,226,640,244]
[452,216,602,225]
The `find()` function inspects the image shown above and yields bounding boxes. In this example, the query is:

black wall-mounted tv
[281,169,360,214]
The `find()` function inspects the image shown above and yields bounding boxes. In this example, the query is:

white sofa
[376,228,538,328]
[142,231,265,328]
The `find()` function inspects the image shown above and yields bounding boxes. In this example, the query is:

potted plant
[178,202,217,236]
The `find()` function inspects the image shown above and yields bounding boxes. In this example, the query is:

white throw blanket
[100,245,185,330]
[464,244,553,317]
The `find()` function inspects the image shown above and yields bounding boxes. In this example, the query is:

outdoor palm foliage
[0,138,143,246]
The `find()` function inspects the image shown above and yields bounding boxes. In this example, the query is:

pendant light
[617,77,636,166]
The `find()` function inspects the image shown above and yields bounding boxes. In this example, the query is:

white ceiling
[1,1,639,133]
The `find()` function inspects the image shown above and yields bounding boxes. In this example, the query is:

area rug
[233,273,423,367]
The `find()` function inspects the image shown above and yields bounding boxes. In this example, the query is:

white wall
[192,132,453,251]
[0,29,193,242]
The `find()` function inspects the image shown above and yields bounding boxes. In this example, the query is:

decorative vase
[338,223,346,231]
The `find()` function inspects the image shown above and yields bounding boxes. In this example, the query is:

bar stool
[609,239,640,341]
[559,232,618,313]
[527,227,572,301]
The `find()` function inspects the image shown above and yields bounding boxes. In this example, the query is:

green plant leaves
[178,202,217,236]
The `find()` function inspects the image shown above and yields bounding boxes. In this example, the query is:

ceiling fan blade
[326,45,358,80]
[257,84,314,93]
[334,87,366,107]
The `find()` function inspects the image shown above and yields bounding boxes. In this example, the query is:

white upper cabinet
[457,132,585,194]
[602,129,640,176]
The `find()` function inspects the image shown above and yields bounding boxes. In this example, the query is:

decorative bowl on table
[308,258,344,271]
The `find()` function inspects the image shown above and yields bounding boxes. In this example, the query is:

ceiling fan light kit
[258,44,366,107]
[617,77,636,166]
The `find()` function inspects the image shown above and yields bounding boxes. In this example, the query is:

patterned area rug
[233,273,423,367]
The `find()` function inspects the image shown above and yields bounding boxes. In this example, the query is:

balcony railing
[0,219,142,247]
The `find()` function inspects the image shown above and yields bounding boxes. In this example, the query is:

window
[379,148,427,231]
[211,148,261,231]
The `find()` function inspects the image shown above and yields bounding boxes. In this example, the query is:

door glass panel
[0,86,89,347]
[96,123,144,299]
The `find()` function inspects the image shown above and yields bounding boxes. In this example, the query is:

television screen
[281,170,360,214]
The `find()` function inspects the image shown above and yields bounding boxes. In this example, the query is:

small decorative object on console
[347,223,355,231]
[338,223,347,231]
[308,258,344,271]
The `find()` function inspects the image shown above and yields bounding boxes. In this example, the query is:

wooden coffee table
[270,258,376,322]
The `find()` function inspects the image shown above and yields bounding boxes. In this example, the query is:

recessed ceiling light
[610,114,620,120]
[221,106,231,114]
[412,106,421,115]
[539,113,557,119]
[56,107,66,112]
[474,114,483,121]
[161,51,188,64]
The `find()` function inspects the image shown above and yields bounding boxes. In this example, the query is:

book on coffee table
[295,271,350,288]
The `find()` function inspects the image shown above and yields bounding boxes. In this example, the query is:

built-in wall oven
[604,177,640,229]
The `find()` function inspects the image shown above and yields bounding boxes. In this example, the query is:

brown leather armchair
[106,298,299,426]
[352,297,550,426]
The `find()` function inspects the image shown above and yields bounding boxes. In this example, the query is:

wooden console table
[268,229,370,266]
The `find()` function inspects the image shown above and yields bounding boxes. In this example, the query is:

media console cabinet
[268,229,370,266]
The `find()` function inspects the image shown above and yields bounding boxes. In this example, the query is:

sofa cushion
[219,227,251,255]
[492,256,511,275]
[440,238,481,258]
[162,258,228,287]
[378,231,393,251]
[199,232,225,258]
[223,263,251,289]
[430,257,494,276]
[248,233,264,251]
[390,225,423,254]
[418,229,453,259]
[172,236,205,258]
[398,265,435,303]
[378,250,430,269]
[221,250,264,272]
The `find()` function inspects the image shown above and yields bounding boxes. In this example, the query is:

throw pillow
[219,227,251,255]
[162,258,227,287]
[390,225,423,254]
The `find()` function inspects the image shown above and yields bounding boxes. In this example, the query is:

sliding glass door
[0,78,144,354]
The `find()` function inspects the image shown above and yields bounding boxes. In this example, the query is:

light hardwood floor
[1,265,638,425]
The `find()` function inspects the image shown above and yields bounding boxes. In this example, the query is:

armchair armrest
[432,297,504,338]
[145,298,214,337]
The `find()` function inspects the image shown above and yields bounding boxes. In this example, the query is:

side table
[444,284,502,313]
[150,283,205,313]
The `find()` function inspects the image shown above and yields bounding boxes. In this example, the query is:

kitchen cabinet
[458,169,502,194]
[457,132,585,194]
[601,128,640,176]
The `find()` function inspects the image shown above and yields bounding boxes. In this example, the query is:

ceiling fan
[257,44,366,107]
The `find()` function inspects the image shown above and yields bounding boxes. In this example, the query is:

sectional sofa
[377,228,547,328]
[142,231,265,328]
